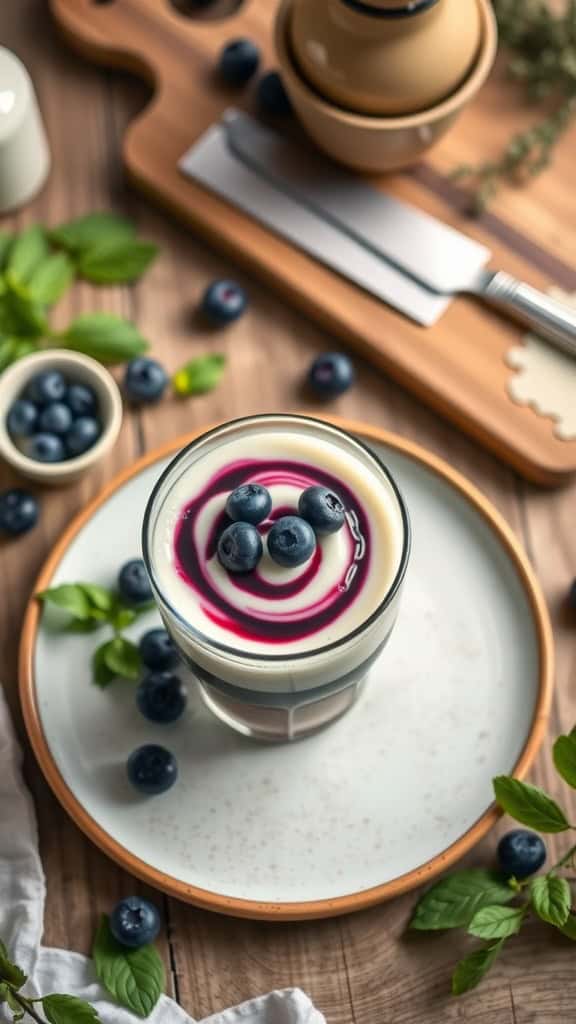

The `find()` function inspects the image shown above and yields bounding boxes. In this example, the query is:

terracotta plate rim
[19,416,554,921]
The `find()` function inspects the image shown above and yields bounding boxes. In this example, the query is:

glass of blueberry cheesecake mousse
[143,414,410,742]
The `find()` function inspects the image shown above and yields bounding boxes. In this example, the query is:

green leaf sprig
[0,939,99,1024]
[410,728,576,995]
[454,0,576,212]
[92,917,165,1018]
[37,581,153,687]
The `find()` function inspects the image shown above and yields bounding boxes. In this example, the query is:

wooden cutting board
[50,0,576,485]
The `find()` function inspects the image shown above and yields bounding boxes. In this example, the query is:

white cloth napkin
[0,688,325,1024]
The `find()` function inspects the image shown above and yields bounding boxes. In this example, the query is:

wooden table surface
[2,3,576,1022]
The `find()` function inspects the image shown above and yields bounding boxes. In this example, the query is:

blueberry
[308,352,354,397]
[127,744,178,796]
[568,579,576,611]
[139,628,179,671]
[66,383,98,417]
[498,829,547,880]
[7,399,38,439]
[124,357,168,404]
[0,489,39,536]
[137,672,187,724]
[256,70,292,116]
[110,897,161,949]
[226,483,272,525]
[267,515,316,567]
[200,280,247,326]
[65,416,101,457]
[218,521,262,573]
[118,559,153,605]
[25,370,67,406]
[39,402,73,436]
[219,38,260,86]
[299,485,345,535]
[22,432,65,463]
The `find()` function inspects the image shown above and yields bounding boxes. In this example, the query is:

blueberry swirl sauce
[173,459,371,645]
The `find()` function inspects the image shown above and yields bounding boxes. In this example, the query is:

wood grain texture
[48,0,576,485]
[1,1,576,1020]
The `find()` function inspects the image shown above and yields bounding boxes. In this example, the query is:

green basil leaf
[50,212,135,254]
[559,911,576,940]
[530,875,571,927]
[78,239,158,284]
[92,643,117,688]
[451,940,505,996]
[78,583,115,615]
[93,915,164,1018]
[173,353,226,397]
[42,994,100,1024]
[553,734,576,789]
[468,905,525,940]
[493,777,571,833]
[7,225,49,283]
[0,233,13,270]
[0,282,48,338]
[38,584,94,621]
[410,870,514,931]
[102,636,141,680]
[27,252,74,307]
[60,313,148,364]
[0,939,27,990]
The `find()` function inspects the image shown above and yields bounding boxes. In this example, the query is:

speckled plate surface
[20,420,553,920]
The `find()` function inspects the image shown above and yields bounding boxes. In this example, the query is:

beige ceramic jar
[290,0,482,116]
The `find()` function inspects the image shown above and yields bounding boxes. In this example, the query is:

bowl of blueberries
[0,349,123,485]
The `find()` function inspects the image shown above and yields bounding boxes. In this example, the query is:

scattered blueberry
[219,38,260,86]
[299,485,345,535]
[65,416,101,457]
[226,483,272,525]
[7,399,38,439]
[256,70,292,116]
[22,432,65,463]
[139,628,179,671]
[124,357,168,404]
[110,897,161,949]
[0,489,39,536]
[267,515,316,568]
[39,402,73,436]
[308,352,354,397]
[568,579,576,611]
[497,829,547,880]
[25,369,67,406]
[218,521,263,573]
[118,559,153,605]
[66,383,98,417]
[200,279,247,326]
[127,744,178,796]
[137,672,187,724]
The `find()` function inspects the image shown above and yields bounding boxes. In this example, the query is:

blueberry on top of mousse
[218,521,262,574]
[226,483,272,525]
[299,485,345,535]
[267,515,316,568]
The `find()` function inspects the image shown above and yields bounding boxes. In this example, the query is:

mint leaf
[6,989,24,1020]
[7,225,49,283]
[92,643,117,688]
[78,584,115,615]
[553,734,576,789]
[111,607,137,631]
[0,233,13,270]
[60,313,148,364]
[78,239,157,284]
[559,911,576,940]
[530,875,571,927]
[0,982,8,1002]
[410,870,514,931]
[50,213,135,254]
[43,994,100,1024]
[493,777,571,832]
[0,939,27,989]
[27,252,74,307]
[93,915,164,1018]
[452,940,505,996]
[173,353,226,396]
[38,584,94,621]
[0,282,48,338]
[468,905,525,940]
[103,636,141,680]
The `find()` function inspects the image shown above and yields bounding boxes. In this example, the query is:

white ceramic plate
[20,422,552,920]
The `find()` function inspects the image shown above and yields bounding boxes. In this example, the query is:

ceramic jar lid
[289,0,483,116]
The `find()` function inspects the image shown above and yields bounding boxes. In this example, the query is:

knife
[180,110,576,358]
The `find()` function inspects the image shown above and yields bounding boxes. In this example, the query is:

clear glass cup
[143,414,411,742]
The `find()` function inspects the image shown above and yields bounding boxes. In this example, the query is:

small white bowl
[0,349,123,486]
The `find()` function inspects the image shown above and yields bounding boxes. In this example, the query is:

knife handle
[480,271,576,359]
